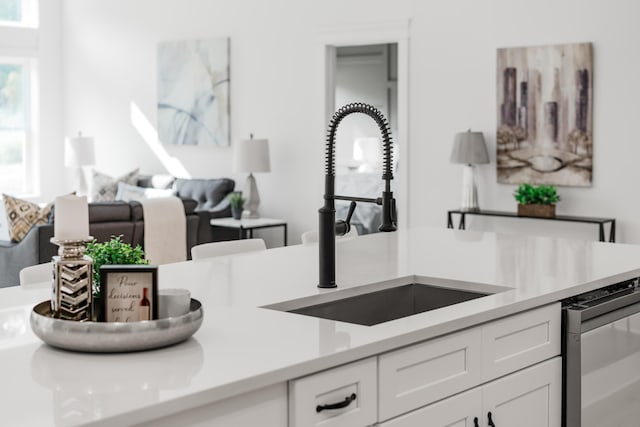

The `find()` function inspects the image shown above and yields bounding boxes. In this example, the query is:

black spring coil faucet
[318,102,397,288]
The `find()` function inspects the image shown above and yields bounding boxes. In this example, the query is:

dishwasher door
[564,281,640,427]
[580,311,640,427]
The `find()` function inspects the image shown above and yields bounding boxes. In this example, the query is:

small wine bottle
[139,287,151,321]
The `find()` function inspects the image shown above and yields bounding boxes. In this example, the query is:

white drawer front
[378,327,482,421]
[481,303,560,381]
[289,357,377,427]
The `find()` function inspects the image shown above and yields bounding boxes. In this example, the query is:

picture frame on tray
[100,265,158,322]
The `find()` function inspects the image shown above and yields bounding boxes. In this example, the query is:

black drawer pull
[474,416,480,427]
[488,411,496,427]
[316,393,357,413]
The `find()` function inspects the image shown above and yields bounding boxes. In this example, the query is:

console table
[447,209,616,242]
[210,217,288,246]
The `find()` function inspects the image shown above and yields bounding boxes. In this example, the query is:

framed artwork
[496,42,593,186]
[157,37,230,146]
[100,265,158,322]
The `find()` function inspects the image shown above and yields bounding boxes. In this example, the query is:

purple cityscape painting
[497,43,593,186]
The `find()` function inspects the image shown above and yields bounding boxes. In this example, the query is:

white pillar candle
[54,195,90,240]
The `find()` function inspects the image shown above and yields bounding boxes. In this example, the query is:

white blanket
[139,197,186,265]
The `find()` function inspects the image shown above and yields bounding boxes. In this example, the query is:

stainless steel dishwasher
[563,277,640,427]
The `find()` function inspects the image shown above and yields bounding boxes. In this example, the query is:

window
[0,59,33,194]
[0,0,21,23]
[0,0,39,195]
[0,0,37,28]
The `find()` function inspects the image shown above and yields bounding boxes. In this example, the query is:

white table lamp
[450,130,489,212]
[64,132,96,196]
[233,134,270,218]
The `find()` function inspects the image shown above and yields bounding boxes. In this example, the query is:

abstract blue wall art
[157,37,230,146]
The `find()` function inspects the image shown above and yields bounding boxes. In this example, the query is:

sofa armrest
[38,224,56,263]
[191,193,233,244]
[194,210,238,244]
[180,198,198,215]
[206,193,232,218]
[0,226,41,288]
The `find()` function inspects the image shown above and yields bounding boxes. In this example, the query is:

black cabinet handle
[488,411,496,427]
[316,393,357,413]
[474,416,480,427]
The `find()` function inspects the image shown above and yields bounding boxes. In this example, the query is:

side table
[210,217,288,247]
[446,209,616,242]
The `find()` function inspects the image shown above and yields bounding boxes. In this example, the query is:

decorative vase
[50,238,93,321]
[232,206,243,220]
[517,203,555,218]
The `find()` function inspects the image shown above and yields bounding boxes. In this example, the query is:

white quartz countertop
[3,227,640,426]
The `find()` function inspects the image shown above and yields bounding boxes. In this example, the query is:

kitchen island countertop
[2,227,639,426]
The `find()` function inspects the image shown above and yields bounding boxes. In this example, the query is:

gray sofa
[0,176,237,288]
[162,177,237,244]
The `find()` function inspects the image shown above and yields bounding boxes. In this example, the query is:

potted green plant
[230,192,244,220]
[514,183,560,218]
[86,235,149,318]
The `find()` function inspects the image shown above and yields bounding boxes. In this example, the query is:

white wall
[409,0,640,243]
[61,0,336,245]
[58,0,640,245]
[38,0,64,201]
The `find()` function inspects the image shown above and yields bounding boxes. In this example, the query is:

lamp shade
[450,131,489,165]
[233,137,271,173]
[64,134,96,167]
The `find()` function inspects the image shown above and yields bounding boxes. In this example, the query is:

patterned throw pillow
[2,194,52,242]
[90,168,139,202]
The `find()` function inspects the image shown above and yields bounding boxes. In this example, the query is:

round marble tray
[30,299,203,353]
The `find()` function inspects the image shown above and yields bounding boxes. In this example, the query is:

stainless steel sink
[266,277,500,326]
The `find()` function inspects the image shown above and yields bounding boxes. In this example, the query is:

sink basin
[268,279,493,326]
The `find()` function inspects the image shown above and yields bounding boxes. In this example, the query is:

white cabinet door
[481,357,561,427]
[379,327,482,420]
[481,303,560,382]
[378,388,481,427]
[379,357,561,427]
[378,303,561,422]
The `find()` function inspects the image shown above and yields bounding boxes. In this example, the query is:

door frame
[319,20,411,229]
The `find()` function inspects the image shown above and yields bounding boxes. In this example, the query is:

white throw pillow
[115,182,176,202]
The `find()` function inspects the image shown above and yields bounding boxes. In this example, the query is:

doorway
[322,21,409,233]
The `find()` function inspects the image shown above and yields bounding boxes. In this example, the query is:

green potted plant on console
[514,183,560,218]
